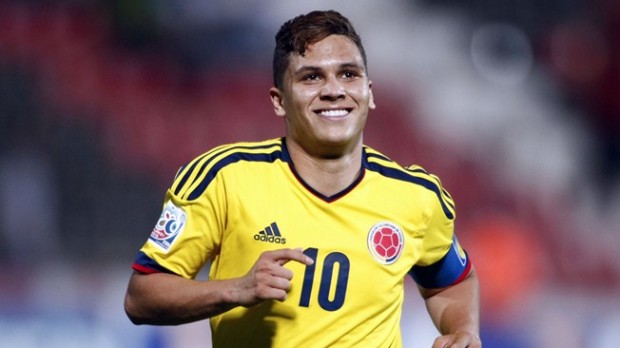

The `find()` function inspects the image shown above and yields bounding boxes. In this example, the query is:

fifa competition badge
[149,201,187,251]
[367,222,404,264]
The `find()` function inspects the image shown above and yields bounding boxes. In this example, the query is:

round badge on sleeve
[149,201,187,251]
[367,222,404,264]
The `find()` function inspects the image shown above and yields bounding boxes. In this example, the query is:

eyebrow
[293,62,365,76]
[293,66,321,76]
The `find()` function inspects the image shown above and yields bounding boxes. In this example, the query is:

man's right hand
[232,248,314,307]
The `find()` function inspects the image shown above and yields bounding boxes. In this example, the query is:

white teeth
[320,109,348,117]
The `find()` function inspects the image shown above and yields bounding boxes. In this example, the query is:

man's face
[270,35,375,157]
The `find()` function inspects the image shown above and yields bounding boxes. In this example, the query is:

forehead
[287,35,365,70]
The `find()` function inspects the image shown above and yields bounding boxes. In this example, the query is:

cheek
[354,90,373,107]
[292,86,317,99]
[349,82,372,99]
[288,89,316,110]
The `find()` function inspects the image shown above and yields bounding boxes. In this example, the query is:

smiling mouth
[317,109,351,117]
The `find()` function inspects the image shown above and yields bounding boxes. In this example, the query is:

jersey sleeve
[131,155,228,279]
[408,177,472,288]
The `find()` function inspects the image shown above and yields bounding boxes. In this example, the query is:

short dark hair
[272,10,367,90]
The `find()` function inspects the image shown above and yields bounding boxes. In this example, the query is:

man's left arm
[419,268,482,348]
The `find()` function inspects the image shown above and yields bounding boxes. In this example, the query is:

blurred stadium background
[1,0,619,347]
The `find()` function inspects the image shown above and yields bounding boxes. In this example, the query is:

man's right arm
[125,271,240,325]
[124,248,313,325]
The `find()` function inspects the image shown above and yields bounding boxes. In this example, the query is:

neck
[286,139,363,197]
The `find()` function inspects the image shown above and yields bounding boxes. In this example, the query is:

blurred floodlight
[470,23,533,86]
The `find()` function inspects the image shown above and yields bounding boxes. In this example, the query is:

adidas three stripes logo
[254,222,287,244]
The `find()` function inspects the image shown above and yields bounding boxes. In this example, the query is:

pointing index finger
[273,248,314,266]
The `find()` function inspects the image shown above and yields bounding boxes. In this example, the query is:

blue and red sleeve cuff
[131,251,175,275]
[408,245,472,289]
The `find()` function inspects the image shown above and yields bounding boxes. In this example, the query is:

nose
[319,76,345,100]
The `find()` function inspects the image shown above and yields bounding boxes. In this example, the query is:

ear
[368,80,376,110]
[270,87,286,117]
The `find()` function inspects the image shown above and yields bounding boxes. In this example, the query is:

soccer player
[125,10,481,348]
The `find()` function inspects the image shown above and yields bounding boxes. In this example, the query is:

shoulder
[170,138,284,200]
[364,146,443,189]
[363,145,455,219]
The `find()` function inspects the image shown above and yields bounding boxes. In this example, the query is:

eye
[303,73,320,81]
[342,71,359,79]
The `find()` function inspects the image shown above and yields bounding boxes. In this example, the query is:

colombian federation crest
[149,201,187,251]
[367,222,404,264]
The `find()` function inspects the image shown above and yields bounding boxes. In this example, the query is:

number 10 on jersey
[299,248,350,311]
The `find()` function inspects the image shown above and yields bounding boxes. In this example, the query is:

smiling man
[124,10,481,348]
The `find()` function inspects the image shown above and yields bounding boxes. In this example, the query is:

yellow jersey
[132,137,471,348]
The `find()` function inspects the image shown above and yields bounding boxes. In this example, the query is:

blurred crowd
[0,0,618,347]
